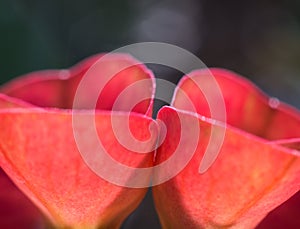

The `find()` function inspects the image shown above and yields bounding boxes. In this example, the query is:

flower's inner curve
[0,55,153,116]
[1,64,300,144]
[173,69,300,142]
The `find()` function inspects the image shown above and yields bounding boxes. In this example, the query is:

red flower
[0,54,300,229]
[153,69,300,228]
[0,54,158,228]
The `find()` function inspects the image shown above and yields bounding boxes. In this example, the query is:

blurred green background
[0,0,300,228]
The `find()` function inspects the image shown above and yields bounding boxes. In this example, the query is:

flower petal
[0,168,47,229]
[153,68,300,228]
[0,109,158,228]
[153,107,300,228]
[256,191,300,228]
[0,53,157,228]
[0,95,47,228]
[0,53,155,116]
[172,68,300,140]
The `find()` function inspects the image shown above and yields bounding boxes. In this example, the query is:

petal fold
[0,109,158,228]
[154,68,300,228]
[0,53,155,116]
[0,53,156,228]
[154,107,300,228]
[0,169,46,229]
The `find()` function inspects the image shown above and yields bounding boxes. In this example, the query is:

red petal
[0,53,156,228]
[0,168,47,229]
[172,68,300,140]
[0,54,154,116]
[153,69,300,228]
[0,109,158,228]
[0,95,47,228]
[256,138,300,228]
[257,191,300,228]
[154,107,300,228]
[0,93,34,108]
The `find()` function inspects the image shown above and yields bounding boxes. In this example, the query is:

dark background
[0,0,299,228]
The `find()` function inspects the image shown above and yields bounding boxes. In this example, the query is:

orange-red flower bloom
[153,69,300,228]
[0,55,299,229]
[0,54,157,228]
